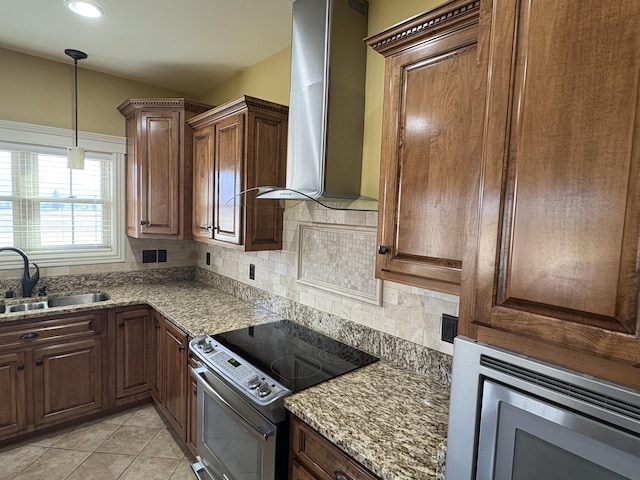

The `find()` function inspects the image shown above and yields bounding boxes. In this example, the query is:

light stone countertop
[0,280,450,480]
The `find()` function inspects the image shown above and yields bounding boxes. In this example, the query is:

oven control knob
[257,383,271,397]
[248,376,261,389]
[202,344,214,354]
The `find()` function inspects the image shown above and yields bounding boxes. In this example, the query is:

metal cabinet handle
[335,472,349,480]
[378,245,388,254]
[17,364,24,371]
[19,332,39,341]
[35,359,43,366]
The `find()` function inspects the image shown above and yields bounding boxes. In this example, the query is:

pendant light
[65,48,87,170]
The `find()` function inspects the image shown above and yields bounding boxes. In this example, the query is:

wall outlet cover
[249,263,255,280]
[142,249,157,263]
[206,252,211,266]
[157,249,167,262]
[441,314,458,344]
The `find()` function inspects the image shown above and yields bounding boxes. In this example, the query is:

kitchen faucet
[0,247,40,297]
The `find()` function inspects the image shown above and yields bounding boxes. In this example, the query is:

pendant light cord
[74,58,78,147]
[64,49,87,148]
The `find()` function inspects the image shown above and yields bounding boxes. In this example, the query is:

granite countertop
[0,280,450,480]
[286,361,449,480]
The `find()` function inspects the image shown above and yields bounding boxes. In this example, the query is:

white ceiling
[0,0,294,96]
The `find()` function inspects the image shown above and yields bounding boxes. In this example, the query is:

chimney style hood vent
[257,0,376,210]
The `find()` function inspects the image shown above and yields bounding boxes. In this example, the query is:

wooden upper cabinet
[366,0,483,295]
[187,96,288,251]
[460,0,640,389]
[118,98,212,240]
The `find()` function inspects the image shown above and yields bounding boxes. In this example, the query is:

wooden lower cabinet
[290,416,380,480]
[114,307,152,400]
[152,313,189,441]
[33,337,102,426]
[0,306,196,450]
[0,311,106,441]
[0,352,26,438]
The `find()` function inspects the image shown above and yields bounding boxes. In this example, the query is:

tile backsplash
[298,223,382,305]
[197,201,458,356]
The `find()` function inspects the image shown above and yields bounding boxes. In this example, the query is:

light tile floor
[0,403,195,480]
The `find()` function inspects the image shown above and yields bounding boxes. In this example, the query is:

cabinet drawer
[291,416,379,480]
[0,313,103,351]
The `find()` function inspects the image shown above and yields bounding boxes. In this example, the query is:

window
[0,120,125,267]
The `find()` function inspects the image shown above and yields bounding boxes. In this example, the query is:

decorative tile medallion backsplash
[298,223,382,305]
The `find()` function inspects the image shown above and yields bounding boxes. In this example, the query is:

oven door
[191,365,278,480]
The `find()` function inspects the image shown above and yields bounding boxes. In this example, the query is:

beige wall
[197,48,291,107]
[2,0,444,183]
[0,48,189,137]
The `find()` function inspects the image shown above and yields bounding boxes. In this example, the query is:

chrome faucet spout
[0,247,40,297]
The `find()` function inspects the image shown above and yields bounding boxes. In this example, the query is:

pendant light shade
[65,48,87,170]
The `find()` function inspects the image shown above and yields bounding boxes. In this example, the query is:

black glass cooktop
[212,320,378,393]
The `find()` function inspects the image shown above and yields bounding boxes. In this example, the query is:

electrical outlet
[441,314,458,344]
[157,249,167,262]
[142,249,157,263]
[249,263,255,280]
[206,252,211,266]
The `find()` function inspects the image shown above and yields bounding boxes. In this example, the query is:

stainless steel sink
[47,292,109,307]
[3,301,49,313]
[0,292,109,314]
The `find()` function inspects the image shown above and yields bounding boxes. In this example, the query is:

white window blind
[0,120,125,267]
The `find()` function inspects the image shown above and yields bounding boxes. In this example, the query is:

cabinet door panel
[0,352,26,437]
[162,320,187,439]
[192,127,214,240]
[463,0,640,385]
[116,309,150,398]
[33,338,102,425]
[372,11,481,295]
[125,116,140,236]
[140,110,181,235]
[245,116,286,249]
[214,114,244,245]
[151,314,163,401]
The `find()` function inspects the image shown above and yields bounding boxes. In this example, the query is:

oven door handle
[192,366,276,442]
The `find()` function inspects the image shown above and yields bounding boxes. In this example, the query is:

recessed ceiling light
[64,0,104,18]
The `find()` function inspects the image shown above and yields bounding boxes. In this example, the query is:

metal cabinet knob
[334,472,349,480]
[378,245,388,254]
[140,220,147,225]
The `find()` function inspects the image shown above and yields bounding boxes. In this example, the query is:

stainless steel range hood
[257,0,375,210]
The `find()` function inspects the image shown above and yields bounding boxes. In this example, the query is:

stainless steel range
[189,319,378,480]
